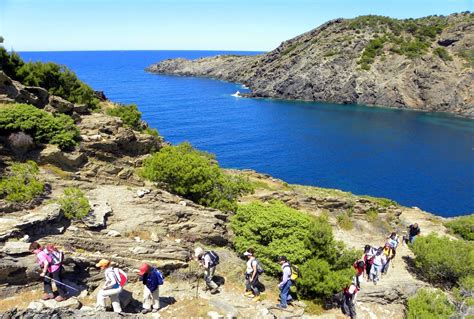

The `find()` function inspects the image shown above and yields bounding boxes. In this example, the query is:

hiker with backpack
[363,245,376,280]
[29,242,67,302]
[243,248,263,302]
[387,232,399,258]
[353,259,365,288]
[407,223,421,244]
[95,259,126,314]
[277,256,294,309]
[382,242,395,275]
[195,247,219,294]
[369,247,384,285]
[138,263,164,314]
[341,277,358,319]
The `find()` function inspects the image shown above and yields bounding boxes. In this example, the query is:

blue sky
[1,0,472,51]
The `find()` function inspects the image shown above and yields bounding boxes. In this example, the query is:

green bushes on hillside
[0,104,80,150]
[140,142,253,212]
[411,233,474,286]
[231,201,359,299]
[58,187,91,219]
[445,215,474,241]
[0,48,98,108]
[433,47,453,61]
[105,104,143,131]
[0,161,45,203]
[407,289,455,319]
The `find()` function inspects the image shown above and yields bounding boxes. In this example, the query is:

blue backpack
[154,269,165,285]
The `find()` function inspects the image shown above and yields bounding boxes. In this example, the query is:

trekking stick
[44,276,79,292]
[196,273,200,298]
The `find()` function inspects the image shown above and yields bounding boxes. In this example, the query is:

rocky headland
[147,13,474,118]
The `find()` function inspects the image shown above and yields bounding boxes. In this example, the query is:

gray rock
[106,230,121,237]
[47,95,74,114]
[38,145,88,170]
[131,246,150,254]
[82,200,112,229]
[0,71,49,108]
[2,241,31,255]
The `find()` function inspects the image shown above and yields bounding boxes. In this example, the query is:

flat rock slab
[1,241,31,255]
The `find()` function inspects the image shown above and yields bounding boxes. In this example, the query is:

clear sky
[0,0,472,52]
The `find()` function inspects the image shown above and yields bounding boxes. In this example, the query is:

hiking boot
[152,308,159,313]
[41,293,54,300]
[54,296,66,302]
[244,291,254,297]
[141,308,152,314]
[276,304,287,309]
[210,288,219,294]
[252,295,261,302]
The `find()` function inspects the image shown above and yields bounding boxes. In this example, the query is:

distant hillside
[147,13,474,118]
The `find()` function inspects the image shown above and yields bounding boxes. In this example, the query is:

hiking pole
[44,276,79,292]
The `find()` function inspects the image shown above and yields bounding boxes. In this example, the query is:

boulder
[106,230,121,237]
[47,95,74,114]
[27,298,81,311]
[38,145,88,170]
[1,241,31,255]
[0,71,49,108]
[81,200,112,229]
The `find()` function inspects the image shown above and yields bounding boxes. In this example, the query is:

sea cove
[20,50,474,216]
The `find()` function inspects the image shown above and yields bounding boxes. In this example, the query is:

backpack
[252,259,264,275]
[284,264,301,281]
[205,251,220,267]
[112,268,128,287]
[154,269,165,286]
[43,245,64,266]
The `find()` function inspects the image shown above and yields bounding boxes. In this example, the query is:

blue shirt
[141,268,160,292]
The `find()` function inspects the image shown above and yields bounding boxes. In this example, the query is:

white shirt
[246,257,257,274]
[203,253,212,268]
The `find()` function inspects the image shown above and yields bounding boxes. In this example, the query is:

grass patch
[445,214,474,241]
[303,299,325,315]
[0,161,45,203]
[433,47,453,61]
[337,212,354,230]
[366,209,379,222]
[41,164,72,179]
[360,195,398,207]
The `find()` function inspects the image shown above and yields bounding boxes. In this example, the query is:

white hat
[243,251,252,256]
[194,247,204,258]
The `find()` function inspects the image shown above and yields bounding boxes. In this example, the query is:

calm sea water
[19,51,474,217]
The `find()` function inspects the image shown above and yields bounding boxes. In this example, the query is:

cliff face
[147,13,474,118]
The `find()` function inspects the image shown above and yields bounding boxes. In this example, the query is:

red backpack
[112,268,128,287]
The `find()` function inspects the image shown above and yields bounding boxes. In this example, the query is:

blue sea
[19,51,474,217]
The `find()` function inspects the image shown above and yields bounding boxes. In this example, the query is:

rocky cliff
[147,13,474,118]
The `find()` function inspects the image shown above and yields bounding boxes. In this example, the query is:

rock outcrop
[147,13,474,118]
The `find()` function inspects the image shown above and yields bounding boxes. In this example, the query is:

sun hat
[95,259,111,268]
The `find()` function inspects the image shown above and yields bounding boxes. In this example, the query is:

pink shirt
[34,249,60,273]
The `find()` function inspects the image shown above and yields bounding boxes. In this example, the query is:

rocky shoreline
[147,13,474,118]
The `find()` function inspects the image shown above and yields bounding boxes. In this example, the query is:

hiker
[243,248,262,302]
[369,247,383,285]
[195,247,219,294]
[407,223,421,244]
[382,243,394,275]
[341,277,358,319]
[277,256,293,309]
[95,259,124,314]
[29,242,67,302]
[353,259,365,288]
[138,263,164,314]
[387,232,399,258]
[363,245,376,279]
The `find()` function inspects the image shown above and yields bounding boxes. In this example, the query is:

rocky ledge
[147,13,474,118]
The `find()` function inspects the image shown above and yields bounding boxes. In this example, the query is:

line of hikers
[28,223,420,316]
[341,223,421,319]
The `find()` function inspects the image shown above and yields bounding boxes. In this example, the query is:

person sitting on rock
[195,247,219,294]
[407,223,421,244]
[95,259,123,314]
[29,242,67,302]
[243,248,261,302]
[341,277,358,319]
[138,263,163,314]
[277,256,293,309]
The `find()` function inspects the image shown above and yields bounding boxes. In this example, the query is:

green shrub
[360,195,398,207]
[231,201,358,299]
[412,233,474,286]
[433,47,453,61]
[58,187,91,219]
[407,289,455,319]
[0,48,98,108]
[337,213,354,230]
[0,104,80,149]
[0,161,45,202]
[140,142,253,212]
[106,104,143,131]
[145,127,160,137]
[445,215,474,241]
[366,209,379,222]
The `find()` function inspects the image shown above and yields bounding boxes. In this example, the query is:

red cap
[138,263,149,276]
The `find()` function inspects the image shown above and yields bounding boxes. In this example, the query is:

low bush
[336,212,354,230]
[58,187,91,219]
[407,289,455,319]
[231,201,359,300]
[0,48,98,108]
[0,104,80,150]
[445,214,474,241]
[106,104,144,131]
[140,142,253,212]
[433,47,453,61]
[0,161,45,202]
[411,233,474,286]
